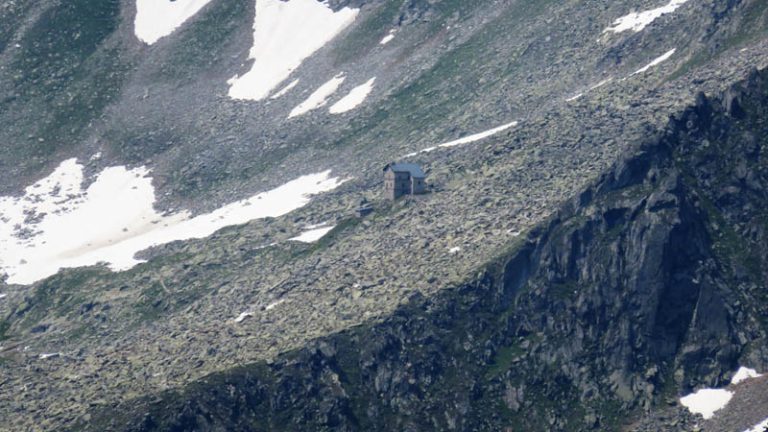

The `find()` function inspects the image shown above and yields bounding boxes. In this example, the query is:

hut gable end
[383,162,427,200]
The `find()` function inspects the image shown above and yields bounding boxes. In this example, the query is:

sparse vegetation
[2,0,768,430]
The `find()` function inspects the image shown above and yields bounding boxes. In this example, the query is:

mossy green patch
[12,267,110,332]
[485,343,524,379]
[0,320,11,342]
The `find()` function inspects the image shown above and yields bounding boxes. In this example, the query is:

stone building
[383,163,426,200]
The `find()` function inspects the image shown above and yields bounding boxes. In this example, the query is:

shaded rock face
[82,69,768,432]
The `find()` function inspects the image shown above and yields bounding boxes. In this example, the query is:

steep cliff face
[81,69,768,432]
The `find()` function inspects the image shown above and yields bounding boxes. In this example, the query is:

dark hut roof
[383,163,426,178]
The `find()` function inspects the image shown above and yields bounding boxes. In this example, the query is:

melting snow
[134,0,214,45]
[732,366,763,385]
[39,353,61,360]
[304,222,329,230]
[743,417,768,432]
[270,79,300,99]
[631,49,676,75]
[228,0,359,101]
[566,78,613,102]
[566,93,584,102]
[405,121,519,157]
[680,388,734,419]
[604,0,690,33]
[290,226,335,243]
[234,311,253,323]
[590,78,613,90]
[289,74,346,118]
[235,300,285,323]
[0,159,344,285]
[329,78,376,114]
[265,299,285,311]
[380,30,396,45]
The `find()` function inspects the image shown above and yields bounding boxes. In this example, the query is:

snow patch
[0,294,6,300]
[329,78,376,114]
[39,353,61,360]
[732,366,762,385]
[566,93,584,102]
[270,79,300,99]
[405,121,519,157]
[265,299,285,311]
[566,78,613,102]
[448,247,461,254]
[604,0,690,33]
[234,311,253,323]
[0,159,344,285]
[436,121,519,149]
[304,222,329,230]
[680,388,733,419]
[228,0,359,101]
[290,226,335,243]
[743,417,768,432]
[631,49,676,75]
[134,0,214,45]
[589,78,613,91]
[289,74,346,118]
[380,29,396,45]
[380,34,395,45]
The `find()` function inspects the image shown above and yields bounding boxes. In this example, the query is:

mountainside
[0,0,767,431]
[79,67,768,432]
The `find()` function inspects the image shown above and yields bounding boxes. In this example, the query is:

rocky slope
[0,0,767,431]
[0,0,765,209]
[71,66,768,432]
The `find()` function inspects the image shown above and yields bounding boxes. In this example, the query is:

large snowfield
[679,388,734,420]
[0,159,343,285]
[228,0,359,101]
[679,366,765,421]
[134,0,214,44]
